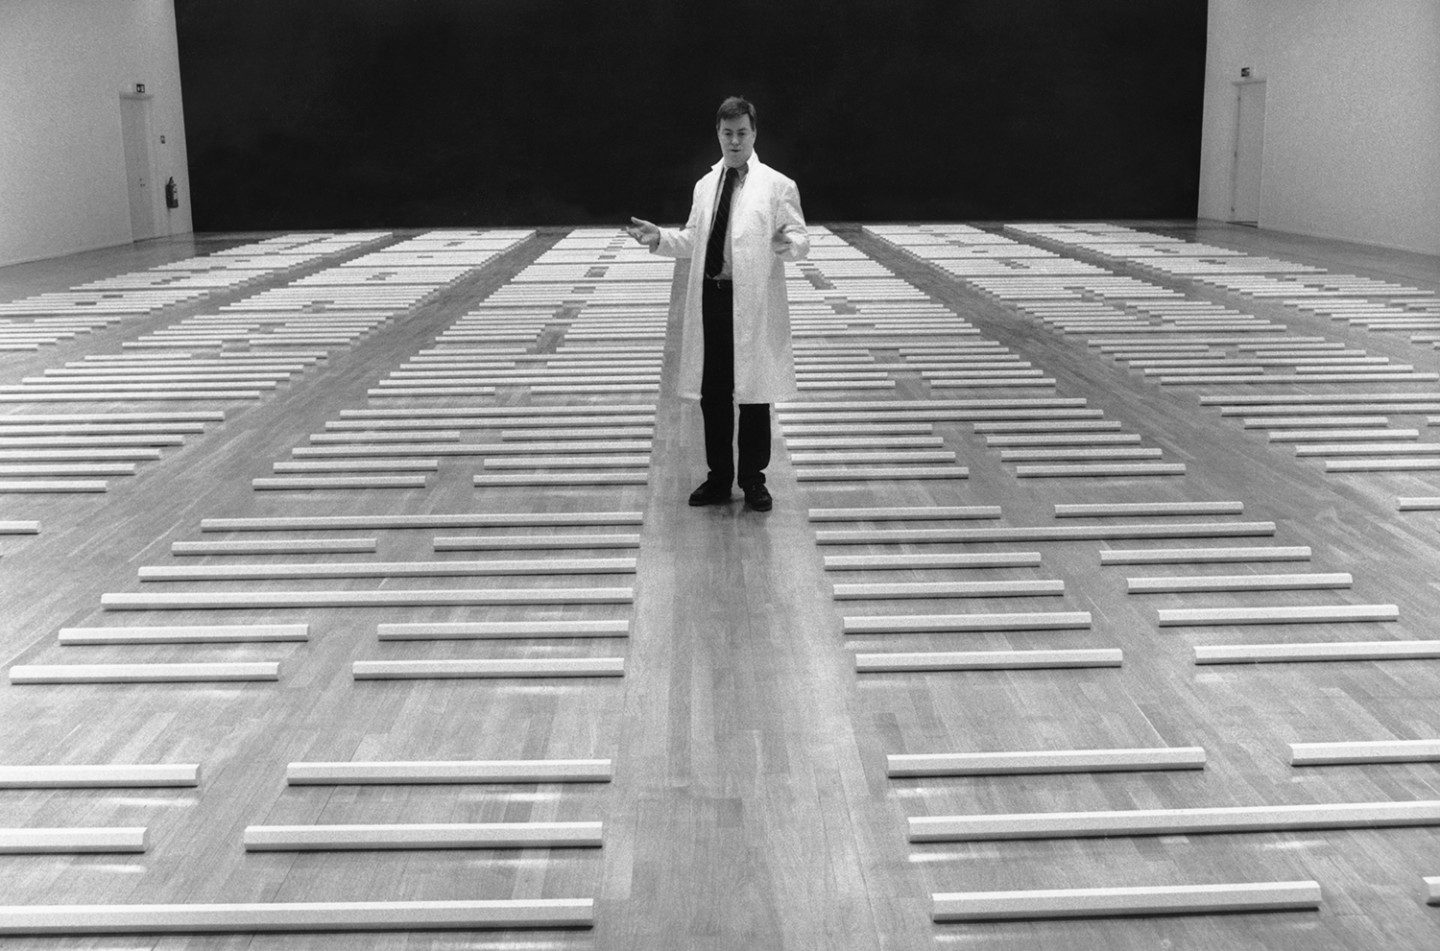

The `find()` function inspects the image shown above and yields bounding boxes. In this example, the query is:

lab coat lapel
[729,156,764,235]
[697,162,723,251]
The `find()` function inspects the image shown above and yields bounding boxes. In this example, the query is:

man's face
[717,115,756,168]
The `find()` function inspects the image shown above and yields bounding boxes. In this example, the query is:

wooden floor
[0,220,1437,949]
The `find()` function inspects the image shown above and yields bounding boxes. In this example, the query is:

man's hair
[715,96,757,131]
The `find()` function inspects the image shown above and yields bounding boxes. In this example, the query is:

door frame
[119,90,160,241]
[1229,78,1266,225]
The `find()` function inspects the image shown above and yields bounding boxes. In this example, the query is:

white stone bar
[931,881,1321,922]
[843,612,1091,634]
[972,420,1121,432]
[378,620,630,640]
[1016,463,1186,477]
[1001,448,1164,461]
[796,466,967,481]
[353,658,625,679]
[1326,458,1440,472]
[243,821,603,850]
[1201,393,1440,405]
[888,747,1206,777]
[824,552,1042,570]
[1195,641,1440,664]
[0,464,134,477]
[790,450,957,464]
[201,512,642,531]
[986,433,1141,447]
[1055,501,1242,518]
[1269,429,1416,443]
[781,410,1103,423]
[818,521,1275,545]
[807,506,1001,521]
[253,476,428,490]
[341,405,654,418]
[1100,546,1311,564]
[102,589,633,610]
[59,625,308,644]
[287,759,614,784]
[833,580,1064,599]
[1127,573,1351,593]
[0,480,108,493]
[138,559,635,581]
[1296,442,1440,456]
[0,828,149,854]
[0,765,199,788]
[292,441,650,458]
[482,455,650,468]
[474,473,648,486]
[433,533,639,551]
[1158,604,1398,626]
[0,900,595,934]
[856,648,1120,672]
[910,800,1440,841]
[0,521,41,534]
[172,539,379,555]
[10,663,280,683]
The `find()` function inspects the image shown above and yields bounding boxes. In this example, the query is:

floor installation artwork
[0,220,1438,948]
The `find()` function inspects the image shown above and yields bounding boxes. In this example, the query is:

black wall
[175,0,1208,230]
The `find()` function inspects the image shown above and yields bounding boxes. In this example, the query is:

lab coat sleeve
[772,177,809,262]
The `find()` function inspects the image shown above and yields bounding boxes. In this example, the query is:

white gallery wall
[1199,0,1440,255]
[0,0,193,268]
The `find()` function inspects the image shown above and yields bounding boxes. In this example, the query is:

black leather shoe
[742,483,772,512]
[688,479,732,506]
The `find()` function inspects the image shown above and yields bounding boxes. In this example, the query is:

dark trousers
[700,278,771,488]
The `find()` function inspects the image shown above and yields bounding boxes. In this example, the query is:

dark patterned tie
[703,166,740,279]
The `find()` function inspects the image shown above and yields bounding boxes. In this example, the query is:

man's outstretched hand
[626,217,660,249]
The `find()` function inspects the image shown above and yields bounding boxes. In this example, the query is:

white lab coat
[653,152,809,403]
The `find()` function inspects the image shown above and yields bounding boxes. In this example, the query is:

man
[627,96,809,512]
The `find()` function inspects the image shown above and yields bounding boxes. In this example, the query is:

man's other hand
[627,217,661,249]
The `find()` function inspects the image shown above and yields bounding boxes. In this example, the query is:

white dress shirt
[710,162,748,280]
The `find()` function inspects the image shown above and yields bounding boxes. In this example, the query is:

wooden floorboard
[2,221,1438,949]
